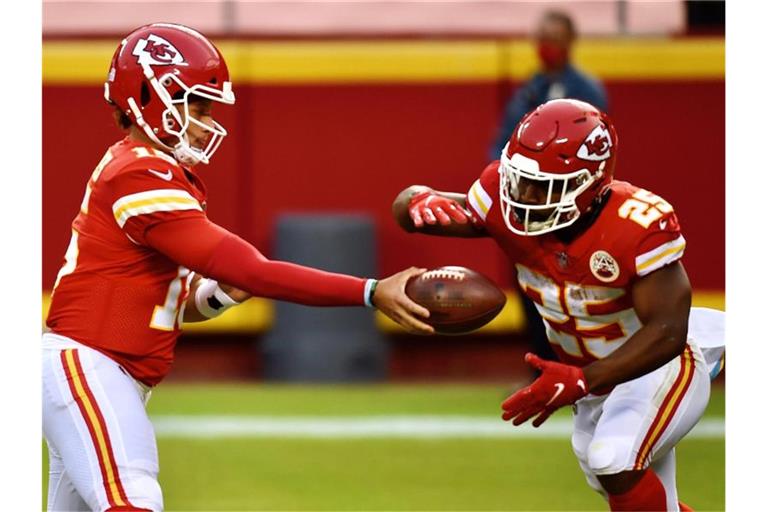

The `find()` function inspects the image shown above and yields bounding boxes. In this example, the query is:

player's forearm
[582,320,688,394]
[146,218,369,307]
[203,233,368,306]
[392,185,487,238]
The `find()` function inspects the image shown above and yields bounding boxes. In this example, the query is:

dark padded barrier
[261,214,388,381]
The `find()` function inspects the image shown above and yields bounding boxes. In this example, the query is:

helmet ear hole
[140,82,151,107]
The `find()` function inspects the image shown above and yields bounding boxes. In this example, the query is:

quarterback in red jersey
[393,99,717,511]
[43,23,432,512]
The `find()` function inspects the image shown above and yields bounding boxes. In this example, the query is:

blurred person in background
[42,22,432,512]
[491,9,608,363]
[491,10,608,159]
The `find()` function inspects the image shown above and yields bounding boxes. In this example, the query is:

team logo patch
[577,125,612,162]
[590,250,620,283]
[132,34,186,66]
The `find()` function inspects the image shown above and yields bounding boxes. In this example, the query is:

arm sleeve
[144,217,368,306]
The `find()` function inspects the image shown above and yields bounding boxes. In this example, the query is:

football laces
[421,270,466,281]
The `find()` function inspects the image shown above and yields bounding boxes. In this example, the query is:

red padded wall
[43,80,724,291]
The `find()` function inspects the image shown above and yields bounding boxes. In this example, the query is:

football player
[43,23,433,512]
[392,99,720,511]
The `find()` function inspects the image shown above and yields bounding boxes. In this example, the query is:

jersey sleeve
[105,166,206,246]
[633,207,686,278]
[465,161,500,225]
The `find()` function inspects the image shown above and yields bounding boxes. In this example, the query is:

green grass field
[43,384,724,511]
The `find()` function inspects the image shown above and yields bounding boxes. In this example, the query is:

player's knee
[586,438,632,475]
[571,430,591,466]
[117,469,163,512]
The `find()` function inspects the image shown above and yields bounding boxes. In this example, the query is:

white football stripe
[148,415,724,439]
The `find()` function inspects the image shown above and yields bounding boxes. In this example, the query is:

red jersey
[47,138,209,386]
[466,162,686,367]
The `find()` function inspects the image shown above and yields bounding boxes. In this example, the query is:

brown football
[405,266,506,335]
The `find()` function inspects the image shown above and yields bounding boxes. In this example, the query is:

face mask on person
[537,41,569,71]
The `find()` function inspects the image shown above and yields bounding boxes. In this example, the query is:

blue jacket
[490,64,608,160]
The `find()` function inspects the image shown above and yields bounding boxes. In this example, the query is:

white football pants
[571,308,723,511]
[42,333,162,511]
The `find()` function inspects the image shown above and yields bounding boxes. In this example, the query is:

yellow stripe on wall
[572,38,725,80]
[223,40,500,83]
[42,289,724,335]
[43,37,724,85]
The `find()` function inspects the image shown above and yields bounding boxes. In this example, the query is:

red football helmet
[104,23,235,166]
[498,99,618,236]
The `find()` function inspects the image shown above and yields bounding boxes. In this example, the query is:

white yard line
[150,415,724,439]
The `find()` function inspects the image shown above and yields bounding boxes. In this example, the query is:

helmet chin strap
[172,139,205,166]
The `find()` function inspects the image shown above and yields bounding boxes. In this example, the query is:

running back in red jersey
[468,164,685,366]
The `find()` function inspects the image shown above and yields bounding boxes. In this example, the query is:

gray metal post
[261,214,388,381]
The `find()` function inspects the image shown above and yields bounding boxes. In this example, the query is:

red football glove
[408,190,477,228]
[501,353,589,428]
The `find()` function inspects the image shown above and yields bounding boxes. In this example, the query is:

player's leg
[43,336,162,511]
[593,448,680,510]
[571,395,608,499]
[650,448,678,507]
[586,343,710,511]
[45,439,90,512]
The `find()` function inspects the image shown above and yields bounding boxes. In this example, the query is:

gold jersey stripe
[470,183,490,216]
[113,197,201,227]
[636,242,686,273]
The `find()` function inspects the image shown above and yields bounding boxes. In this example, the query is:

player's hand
[373,267,435,335]
[501,353,588,427]
[408,190,477,228]
[218,283,252,303]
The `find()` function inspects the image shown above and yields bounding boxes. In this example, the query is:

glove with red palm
[501,353,589,427]
[408,190,478,228]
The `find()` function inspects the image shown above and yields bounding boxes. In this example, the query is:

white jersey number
[516,264,641,359]
[618,189,673,229]
[150,267,194,331]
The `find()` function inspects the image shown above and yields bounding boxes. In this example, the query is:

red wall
[43,80,724,291]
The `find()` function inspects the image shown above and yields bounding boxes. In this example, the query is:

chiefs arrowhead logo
[589,250,620,283]
[577,125,613,162]
[132,34,186,67]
